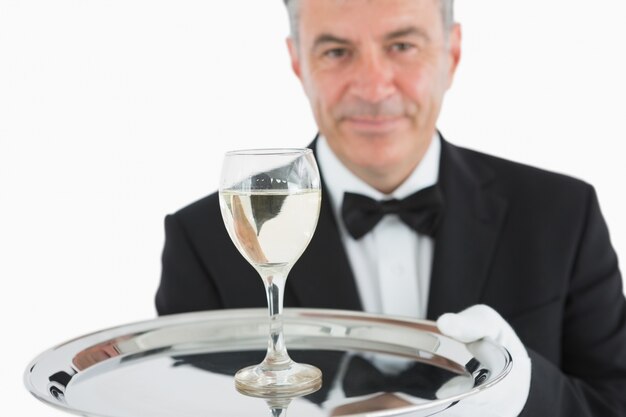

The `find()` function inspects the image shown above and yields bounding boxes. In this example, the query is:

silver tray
[25,308,512,417]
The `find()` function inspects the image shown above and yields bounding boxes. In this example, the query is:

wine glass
[218,148,322,397]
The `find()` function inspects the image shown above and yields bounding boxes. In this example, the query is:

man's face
[288,0,461,191]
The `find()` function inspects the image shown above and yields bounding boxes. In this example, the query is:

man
[156,0,626,415]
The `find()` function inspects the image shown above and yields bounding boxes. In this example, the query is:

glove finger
[438,305,510,342]
[437,312,482,342]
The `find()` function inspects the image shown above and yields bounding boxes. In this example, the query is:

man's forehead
[298,0,440,24]
[297,0,439,13]
[298,0,442,41]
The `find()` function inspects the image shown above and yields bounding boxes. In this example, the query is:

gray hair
[283,0,455,42]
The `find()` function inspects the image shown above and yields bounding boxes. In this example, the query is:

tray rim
[24,307,513,417]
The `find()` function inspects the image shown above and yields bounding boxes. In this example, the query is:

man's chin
[325,128,413,170]
[345,147,407,175]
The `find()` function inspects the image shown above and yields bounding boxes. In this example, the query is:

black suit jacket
[156,138,626,416]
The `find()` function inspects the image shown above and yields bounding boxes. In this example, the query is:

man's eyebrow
[311,27,430,51]
[312,34,352,50]
[385,27,431,42]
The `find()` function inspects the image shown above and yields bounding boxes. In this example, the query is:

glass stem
[261,272,291,369]
[269,405,287,417]
[266,399,291,417]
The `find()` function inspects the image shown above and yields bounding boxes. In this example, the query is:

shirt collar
[316,132,441,219]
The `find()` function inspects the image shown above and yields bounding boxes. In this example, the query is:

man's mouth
[343,116,406,135]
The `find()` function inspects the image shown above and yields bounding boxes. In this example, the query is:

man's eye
[323,48,349,59]
[389,42,415,53]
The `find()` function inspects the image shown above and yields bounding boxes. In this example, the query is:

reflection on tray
[25,309,510,417]
[171,349,472,413]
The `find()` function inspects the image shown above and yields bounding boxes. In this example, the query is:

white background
[1,1,625,415]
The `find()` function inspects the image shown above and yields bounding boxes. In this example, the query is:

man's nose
[349,50,396,103]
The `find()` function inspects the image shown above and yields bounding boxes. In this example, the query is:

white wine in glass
[219,148,322,397]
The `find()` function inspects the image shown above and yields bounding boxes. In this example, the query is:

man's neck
[351,161,425,195]
[336,136,435,195]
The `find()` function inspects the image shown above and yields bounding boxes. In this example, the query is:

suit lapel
[426,140,508,320]
[288,136,507,316]
[287,138,363,311]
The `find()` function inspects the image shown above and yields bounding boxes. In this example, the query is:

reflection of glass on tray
[25,308,512,417]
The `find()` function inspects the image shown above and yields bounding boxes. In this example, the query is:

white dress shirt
[316,134,441,319]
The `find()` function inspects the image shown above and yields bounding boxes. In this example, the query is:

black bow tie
[342,356,453,399]
[341,185,444,239]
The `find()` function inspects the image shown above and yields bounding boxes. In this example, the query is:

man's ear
[286,37,302,79]
[446,23,462,89]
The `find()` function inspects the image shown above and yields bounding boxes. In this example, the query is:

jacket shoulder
[453,144,594,200]
[167,192,226,246]
[174,192,220,221]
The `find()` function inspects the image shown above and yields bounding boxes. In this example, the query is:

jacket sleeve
[520,186,626,416]
[155,213,223,315]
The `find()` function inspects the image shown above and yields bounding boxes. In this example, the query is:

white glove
[435,305,531,417]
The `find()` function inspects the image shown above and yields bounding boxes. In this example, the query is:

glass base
[234,361,322,398]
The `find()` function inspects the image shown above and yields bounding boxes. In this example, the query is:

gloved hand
[435,304,531,417]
